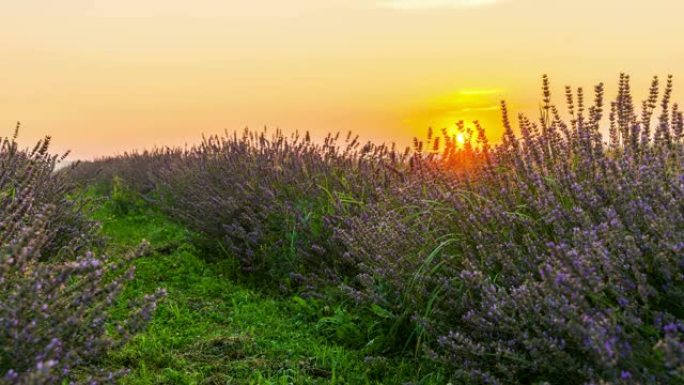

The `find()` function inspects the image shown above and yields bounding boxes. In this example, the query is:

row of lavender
[70,75,684,384]
[0,126,163,384]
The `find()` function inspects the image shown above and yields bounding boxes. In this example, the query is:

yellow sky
[2,0,684,159]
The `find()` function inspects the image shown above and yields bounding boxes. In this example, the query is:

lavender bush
[340,75,684,383]
[3,126,102,258]
[66,74,684,384]
[147,130,406,289]
[67,149,183,197]
[0,127,163,384]
[69,135,406,290]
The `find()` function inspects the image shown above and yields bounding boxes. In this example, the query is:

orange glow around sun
[407,88,506,149]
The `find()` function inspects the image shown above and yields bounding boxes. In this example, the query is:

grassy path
[93,202,444,384]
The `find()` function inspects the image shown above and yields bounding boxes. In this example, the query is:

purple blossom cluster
[0,127,164,384]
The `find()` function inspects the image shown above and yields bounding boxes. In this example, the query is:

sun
[456,132,466,145]
[445,125,468,147]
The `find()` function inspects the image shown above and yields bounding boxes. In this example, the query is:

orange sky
[2,0,684,159]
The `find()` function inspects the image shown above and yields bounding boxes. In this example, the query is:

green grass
[92,197,446,384]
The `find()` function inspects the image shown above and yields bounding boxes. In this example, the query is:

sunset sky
[2,0,684,159]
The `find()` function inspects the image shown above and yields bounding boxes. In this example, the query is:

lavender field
[3,75,684,384]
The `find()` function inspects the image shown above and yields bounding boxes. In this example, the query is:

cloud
[378,0,503,10]
[459,89,505,96]
[454,105,501,113]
